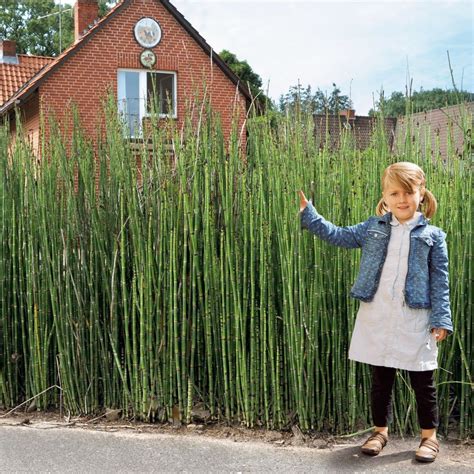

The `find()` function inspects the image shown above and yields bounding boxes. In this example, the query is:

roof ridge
[17,54,55,60]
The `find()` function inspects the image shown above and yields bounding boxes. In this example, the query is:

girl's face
[383,181,424,224]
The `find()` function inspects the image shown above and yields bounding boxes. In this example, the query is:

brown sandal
[361,432,388,456]
[415,437,439,463]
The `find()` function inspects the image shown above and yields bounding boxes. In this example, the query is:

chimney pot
[0,40,19,64]
[74,0,99,41]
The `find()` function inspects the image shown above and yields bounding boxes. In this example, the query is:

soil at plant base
[0,408,326,446]
[0,408,471,452]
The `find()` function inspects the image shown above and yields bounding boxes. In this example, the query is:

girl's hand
[298,190,308,212]
[431,328,447,342]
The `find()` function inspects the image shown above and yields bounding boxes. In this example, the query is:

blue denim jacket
[301,202,453,333]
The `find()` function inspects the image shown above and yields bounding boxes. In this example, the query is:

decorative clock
[134,18,162,48]
[140,49,157,68]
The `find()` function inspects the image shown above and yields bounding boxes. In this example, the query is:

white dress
[348,212,438,371]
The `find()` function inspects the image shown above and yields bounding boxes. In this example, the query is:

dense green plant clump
[0,102,472,437]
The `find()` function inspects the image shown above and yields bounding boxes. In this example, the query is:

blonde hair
[376,162,437,218]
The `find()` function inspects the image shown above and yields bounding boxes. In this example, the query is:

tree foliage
[279,83,352,115]
[369,88,474,117]
[219,49,262,94]
[0,0,113,57]
[0,0,73,56]
[219,49,272,110]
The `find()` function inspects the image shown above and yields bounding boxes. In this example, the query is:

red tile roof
[0,54,54,106]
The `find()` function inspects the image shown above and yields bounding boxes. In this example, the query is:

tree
[279,82,352,115]
[369,88,474,117]
[0,0,113,57]
[327,83,352,114]
[219,49,272,110]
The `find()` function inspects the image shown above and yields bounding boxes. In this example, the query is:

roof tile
[0,55,54,106]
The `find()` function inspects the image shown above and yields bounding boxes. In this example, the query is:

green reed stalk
[0,96,471,437]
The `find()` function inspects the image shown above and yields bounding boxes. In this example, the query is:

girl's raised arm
[298,190,368,249]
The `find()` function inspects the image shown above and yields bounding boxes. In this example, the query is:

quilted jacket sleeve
[300,201,368,249]
[429,230,453,334]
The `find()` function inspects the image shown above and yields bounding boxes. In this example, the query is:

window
[117,69,177,138]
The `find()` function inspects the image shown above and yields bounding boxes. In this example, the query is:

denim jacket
[301,202,453,333]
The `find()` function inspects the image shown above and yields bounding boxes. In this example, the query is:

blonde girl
[299,162,452,463]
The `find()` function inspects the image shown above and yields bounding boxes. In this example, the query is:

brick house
[314,109,397,151]
[314,103,473,159]
[393,103,473,159]
[0,0,251,155]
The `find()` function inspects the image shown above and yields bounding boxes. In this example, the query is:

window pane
[147,72,174,115]
[118,71,141,137]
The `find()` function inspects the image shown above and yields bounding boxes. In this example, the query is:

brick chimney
[0,40,19,64]
[74,0,99,41]
[340,109,356,121]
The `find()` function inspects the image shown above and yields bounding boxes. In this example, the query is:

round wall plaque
[140,49,156,68]
[134,18,162,48]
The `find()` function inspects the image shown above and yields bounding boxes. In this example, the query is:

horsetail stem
[0,97,471,437]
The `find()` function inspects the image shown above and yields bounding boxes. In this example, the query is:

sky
[57,0,473,114]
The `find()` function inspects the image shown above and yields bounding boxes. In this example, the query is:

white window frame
[117,68,177,138]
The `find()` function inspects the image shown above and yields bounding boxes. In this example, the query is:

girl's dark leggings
[371,365,439,429]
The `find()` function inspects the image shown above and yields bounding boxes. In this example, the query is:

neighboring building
[314,103,473,159]
[0,0,251,155]
[314,109,396,151]
[393,103,473,159]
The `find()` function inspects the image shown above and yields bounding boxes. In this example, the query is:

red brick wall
[314,103,472,160]
[8,92,41,156]
[23,92,41,155]
[314,114,396,151]
[39,0,247,150]
[394,103,473,159]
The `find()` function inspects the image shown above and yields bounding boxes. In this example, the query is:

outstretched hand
[431,328,447,342]
[298,190,308,212]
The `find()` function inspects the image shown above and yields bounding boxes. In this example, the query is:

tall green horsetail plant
[0,95,471,437]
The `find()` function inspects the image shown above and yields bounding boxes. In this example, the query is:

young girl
[299,162,452,463]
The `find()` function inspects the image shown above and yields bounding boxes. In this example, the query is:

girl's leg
[371,365,397,432]
[408,370,439,462]
[408,369,439,434]
[361,365,396,455]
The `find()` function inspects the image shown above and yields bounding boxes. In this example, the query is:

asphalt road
[0,422,472,473]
